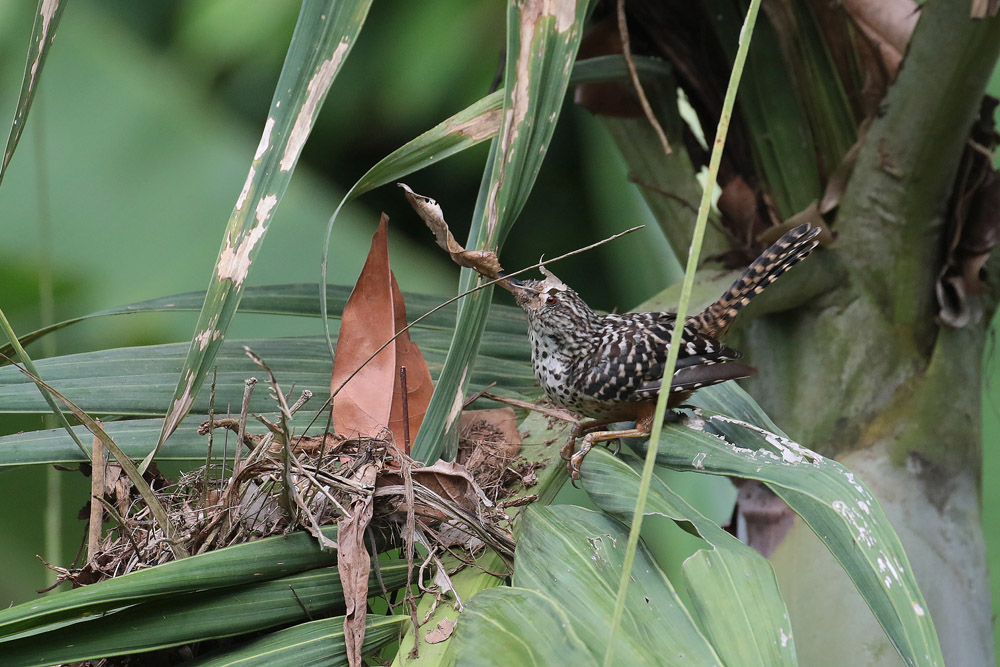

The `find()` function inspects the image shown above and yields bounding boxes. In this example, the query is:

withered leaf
[337,462,379,667]
[389,272,434,451]
[378,459,489,521]
[399,183,504,279]
[331,216,433,449]
[425,617,457,644]
[842,0,919,77]
[574,15,643,118]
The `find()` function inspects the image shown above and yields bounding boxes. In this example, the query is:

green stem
[601,2,762,664]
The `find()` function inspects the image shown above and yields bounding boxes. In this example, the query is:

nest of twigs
[51,393,537,590]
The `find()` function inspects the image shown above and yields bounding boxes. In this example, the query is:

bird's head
[502,266,598,338]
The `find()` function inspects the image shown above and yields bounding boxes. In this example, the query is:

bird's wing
[582,313,750,400]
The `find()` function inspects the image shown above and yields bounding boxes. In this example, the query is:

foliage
[3,0,998,665]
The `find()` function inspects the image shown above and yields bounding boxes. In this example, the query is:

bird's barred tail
[692,224,821,338]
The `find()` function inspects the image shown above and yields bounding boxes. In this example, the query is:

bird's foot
[568,437,595,483]
[560,436,577,463]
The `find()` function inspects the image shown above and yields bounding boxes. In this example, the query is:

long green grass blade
[0,418,210,467]
[0,563,408,666]
[411,0,590,463]
[0,303,88,458]
[0,525,339,639]
[188,614,408,667]
[604,2,763,664]
[156,0,373,467]
[582,449,795,666]
[0,0,68,186]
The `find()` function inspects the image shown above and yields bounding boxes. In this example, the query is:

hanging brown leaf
[330,216,434,450]
[399,183,504,279]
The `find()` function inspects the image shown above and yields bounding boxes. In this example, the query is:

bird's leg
[569,412,656,481]
[561,419,619,462]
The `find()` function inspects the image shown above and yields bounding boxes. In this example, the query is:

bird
[501,223,821,480]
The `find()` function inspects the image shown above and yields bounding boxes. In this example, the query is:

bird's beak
[496,271,523,293]
[495,272,533,307]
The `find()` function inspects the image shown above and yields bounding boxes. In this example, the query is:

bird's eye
[544,294,558,306]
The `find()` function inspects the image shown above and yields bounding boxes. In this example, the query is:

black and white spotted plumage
[506,224,820,420]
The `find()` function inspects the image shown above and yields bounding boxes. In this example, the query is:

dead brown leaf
[389,273,434,451]
[732,479,795,558]
[331,216,434,450]
[936,101,1000,327]
[842,0,919,77]
[399,183,504,279]
[970,0,1000,18]
[717,175,766,243]
[573,13,643,117]
[424,617,457,644]
[379,460,487,521]
[337,462,379,667]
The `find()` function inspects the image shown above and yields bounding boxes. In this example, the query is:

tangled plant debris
[53,378,533,594]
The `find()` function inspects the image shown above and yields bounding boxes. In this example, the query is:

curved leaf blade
[636,389,943,667]
[582,449,795,666]
[0,526,339,639]
[412,0,590,462]
[1,284,527,358]
[0,563,408,666]
[0,335,536,418]
[0,418,212,467]
[449,587,597,667]
[0,0,68,185]
[513,505,723,665]
[158,0,373,461]
[188,614,407,667]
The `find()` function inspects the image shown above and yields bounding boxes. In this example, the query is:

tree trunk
[740,3,1000,663]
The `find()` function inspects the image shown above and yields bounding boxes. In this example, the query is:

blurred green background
[1,0,997,653]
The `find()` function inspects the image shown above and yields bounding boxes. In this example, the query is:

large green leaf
[158,0,373,461]
[412,0,590,462]
[582,449,795,667]
[2,283,528,359]
[0,283,536,467]
[449,587,596,667]
[508,505,723,665]
[0,335,536,417]
[641,383,943,667]
[0,525,339,639]
[0,418,215,467]
[188,614,408,667]
[0,562,408,666]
